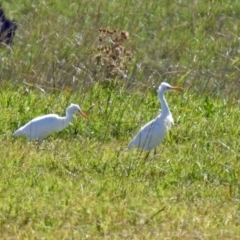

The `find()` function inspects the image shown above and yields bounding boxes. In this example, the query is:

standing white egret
[128,82,183,155]
[13,103,89,142]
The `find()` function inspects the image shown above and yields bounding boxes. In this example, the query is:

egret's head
[158,82,183,93]
[68,103,89,119]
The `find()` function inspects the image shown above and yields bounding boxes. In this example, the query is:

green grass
[0,0,240,239]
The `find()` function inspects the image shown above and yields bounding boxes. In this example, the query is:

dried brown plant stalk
[92,28,133,82]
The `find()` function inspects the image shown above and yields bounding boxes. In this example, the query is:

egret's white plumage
[128,82,183,152]
[13,103,88,142]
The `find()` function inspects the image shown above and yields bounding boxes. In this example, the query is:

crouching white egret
[128,82,183,156]
[13,103,89,142]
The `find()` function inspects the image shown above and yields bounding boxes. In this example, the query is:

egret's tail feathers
[128,141,134,150]
[128,138,138,150]
[13,129,22,137]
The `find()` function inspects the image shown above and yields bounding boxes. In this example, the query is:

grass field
[1,0,240,239]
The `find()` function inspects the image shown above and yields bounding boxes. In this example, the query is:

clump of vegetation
[91,28,133,82]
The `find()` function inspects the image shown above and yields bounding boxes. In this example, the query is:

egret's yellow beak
[80,111,89,119]
[171,86,183,91]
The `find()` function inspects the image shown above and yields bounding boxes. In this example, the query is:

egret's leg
[36,138,43,151]
[36,141,40,151]
[154,148,157,156]
[144,150,150,160]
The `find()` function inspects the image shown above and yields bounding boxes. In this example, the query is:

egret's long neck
[158,91,171,115]
[61,110,74,128]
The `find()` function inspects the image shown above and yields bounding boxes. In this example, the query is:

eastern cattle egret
[128,82,183,155]
[13,103,88,142]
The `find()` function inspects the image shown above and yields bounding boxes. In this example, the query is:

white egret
[128,82,183,156]
[13,103,89,142]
